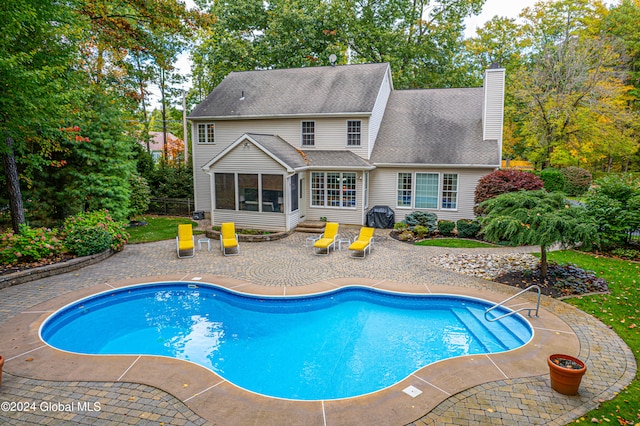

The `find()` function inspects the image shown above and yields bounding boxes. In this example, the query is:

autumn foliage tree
[509,0,636,170]
[474,170,545,214]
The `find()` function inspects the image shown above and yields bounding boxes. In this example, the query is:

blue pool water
[40,283,533,400]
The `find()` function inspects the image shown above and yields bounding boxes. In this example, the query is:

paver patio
[0,229,635,425]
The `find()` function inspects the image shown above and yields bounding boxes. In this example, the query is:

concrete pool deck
[0,230,635,425]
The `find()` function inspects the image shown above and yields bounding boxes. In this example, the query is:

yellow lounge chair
[176,224,195,258]
[220,222,240,256]
[349,227,374,259]
[313,222,339,255]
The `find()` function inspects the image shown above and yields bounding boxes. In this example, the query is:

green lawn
[544,251,640,425]
[127,216,202,244]
[414,238,495,248]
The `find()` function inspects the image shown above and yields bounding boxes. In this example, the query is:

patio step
[295,221,327,233]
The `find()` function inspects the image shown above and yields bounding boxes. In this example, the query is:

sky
[464,0,538,38]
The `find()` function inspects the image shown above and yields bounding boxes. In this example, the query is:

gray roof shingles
[302,150,373,169]
[245,133,308,170]
[370,88,500,166]
[189,63,390,119]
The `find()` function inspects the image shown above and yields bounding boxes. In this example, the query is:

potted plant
[548,353,586,395]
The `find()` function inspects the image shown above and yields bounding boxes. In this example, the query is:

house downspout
[202,168,215,224]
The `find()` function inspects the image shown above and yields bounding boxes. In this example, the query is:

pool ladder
[484,285,541,322]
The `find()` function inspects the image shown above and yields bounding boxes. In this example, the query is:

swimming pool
[40,282,533,400]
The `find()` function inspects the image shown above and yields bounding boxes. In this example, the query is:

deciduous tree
[511,0,635,169]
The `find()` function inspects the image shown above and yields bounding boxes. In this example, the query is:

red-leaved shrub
[474,170,545,214]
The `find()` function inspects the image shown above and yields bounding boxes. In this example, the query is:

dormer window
[347,120,361,146]
[301,121,315,146]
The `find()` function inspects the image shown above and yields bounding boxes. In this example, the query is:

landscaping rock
[430,253,540,280]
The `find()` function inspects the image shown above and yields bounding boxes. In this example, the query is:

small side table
[338,238,351,250]
[197,237,211,251]
[306,235,321,247]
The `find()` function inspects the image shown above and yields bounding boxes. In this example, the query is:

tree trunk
[540,245,548,279]
[2,136,25,233]
[161,68,168,160]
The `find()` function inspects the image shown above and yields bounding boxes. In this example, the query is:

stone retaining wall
[205,229,291,242]
[0,250,114,290]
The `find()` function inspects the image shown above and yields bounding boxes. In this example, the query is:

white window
[347,120,361,146]
[415,173,439,209]
[197,123,215,144]
[397,172,459,210]
[441,173,458,209]
[397,173,412,207]
[301,121,315,146]
[311,172,357,208]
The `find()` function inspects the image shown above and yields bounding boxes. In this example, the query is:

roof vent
[240,90,245,100]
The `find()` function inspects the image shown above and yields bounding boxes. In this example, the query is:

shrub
[393,222,408,231]
[611,247,640,260]
[539,169,565,193]
[547,262,608,296]
[474,170,544,213]
[404,211,437,230]
[128,174,151,219]
[585,174,640,248]
[64,226,113,257]
[437,220,455,236]
[0,225,64,265]
[561,167,592,197]
[63,210,129,254]
[414,225,429,238]
[147,161,194,199]
[397,230,415,241]
[456,219,481,239]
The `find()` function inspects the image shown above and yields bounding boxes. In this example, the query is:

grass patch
[545,251,640,424]
[414,238,495,248]
[127,216,202,244]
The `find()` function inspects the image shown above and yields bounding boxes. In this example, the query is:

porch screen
[214,173,235,210]
[262,175,283,213]
[290,174,299,212]
[239,174,258,211]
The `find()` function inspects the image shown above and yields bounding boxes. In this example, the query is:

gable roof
[370,88,500,167]
[201,133,307,172]
[189,63,390,119]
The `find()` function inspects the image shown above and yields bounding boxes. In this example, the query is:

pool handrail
[484,285,541,322]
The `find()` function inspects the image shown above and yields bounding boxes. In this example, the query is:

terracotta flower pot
[548,353,586,395]
[0,355,4,387]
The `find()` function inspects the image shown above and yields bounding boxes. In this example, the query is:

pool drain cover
[403,386,422,398]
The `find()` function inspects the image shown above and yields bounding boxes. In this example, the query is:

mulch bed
[0,253,77,276]
[493,270,569,299]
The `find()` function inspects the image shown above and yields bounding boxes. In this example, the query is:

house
[143,131,184,162]
[188,63,504,231]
